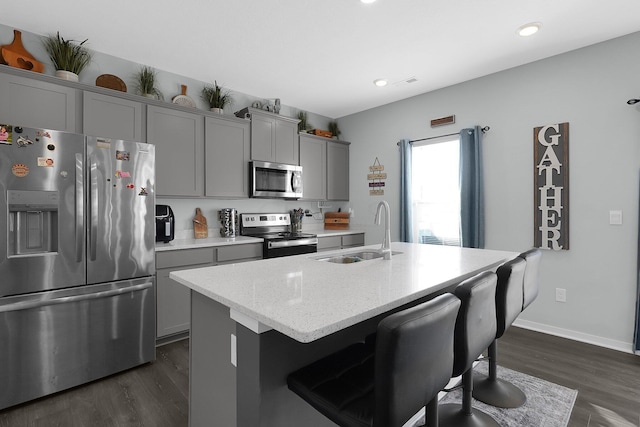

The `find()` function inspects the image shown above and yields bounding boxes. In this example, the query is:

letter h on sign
[534,123,569,250]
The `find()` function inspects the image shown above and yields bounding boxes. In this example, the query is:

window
[411,136,461,246]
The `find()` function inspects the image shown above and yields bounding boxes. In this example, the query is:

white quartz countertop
[155,229,364,252]
[155,236,263,252]
[170,242,517,343]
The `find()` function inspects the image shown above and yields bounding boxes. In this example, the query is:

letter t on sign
[534,123,569,250]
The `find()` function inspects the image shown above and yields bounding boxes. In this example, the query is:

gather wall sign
[368,157,386,196]
[534,122,569,250]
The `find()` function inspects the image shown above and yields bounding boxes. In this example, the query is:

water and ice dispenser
[7,190,59,256]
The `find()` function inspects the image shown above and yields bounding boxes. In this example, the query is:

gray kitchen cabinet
[82,91,144,141]
[147,105,205,197]
[216,243,262,265]
[0,71,79,132]
[299,134,327,200]
[243,108,300,165]
[327,140,350,200]
[317,233,365,252]
[155,243,262,341]
[205,115,250,198]
[156,247,216,340]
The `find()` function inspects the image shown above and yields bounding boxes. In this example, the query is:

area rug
[412,363,578,427]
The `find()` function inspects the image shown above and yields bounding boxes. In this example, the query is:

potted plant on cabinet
[297,110,312,133]
[202,81,232,114]
[41,32,92,82]
[328,121,341,140]
[133,66,164,99]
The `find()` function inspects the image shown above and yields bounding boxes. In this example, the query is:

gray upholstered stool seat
[472,256,527,408]
[287,293,461,427]
[438,271,500,427]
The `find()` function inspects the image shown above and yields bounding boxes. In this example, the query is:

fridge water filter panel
[7,190,59,256]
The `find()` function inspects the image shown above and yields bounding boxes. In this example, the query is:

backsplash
[157,197,350,238]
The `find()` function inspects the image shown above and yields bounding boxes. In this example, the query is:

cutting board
[1,30,44,73]
[324,212,350,230]
[193,208,209,239]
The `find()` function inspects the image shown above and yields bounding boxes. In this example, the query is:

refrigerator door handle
[75,153,84,262]
[89,157,98,261]
[0,282,153,314]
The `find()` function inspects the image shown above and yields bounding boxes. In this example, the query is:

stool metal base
[438,403,500,427]
[472,372,526,408]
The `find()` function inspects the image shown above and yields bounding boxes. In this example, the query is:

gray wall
[338,32,640,352]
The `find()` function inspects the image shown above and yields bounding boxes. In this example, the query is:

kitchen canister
[218,208,238,237]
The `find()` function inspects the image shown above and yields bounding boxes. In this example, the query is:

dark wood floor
[1,328,639,426]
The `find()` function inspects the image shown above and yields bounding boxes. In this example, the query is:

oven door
[264,238,317,259]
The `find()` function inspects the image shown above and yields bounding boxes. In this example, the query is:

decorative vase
[55,70,79,82]
[210,107,223,114]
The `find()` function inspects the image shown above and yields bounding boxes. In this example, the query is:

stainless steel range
[240,213,318,258]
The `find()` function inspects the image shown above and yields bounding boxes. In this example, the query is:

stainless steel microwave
[250,161,303,199]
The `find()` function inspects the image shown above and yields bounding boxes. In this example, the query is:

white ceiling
[3,0,640,118]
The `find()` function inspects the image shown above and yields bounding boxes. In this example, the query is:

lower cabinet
[317,233,365,252]
[155,243,263,341]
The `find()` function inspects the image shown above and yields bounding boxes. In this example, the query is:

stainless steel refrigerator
[0,124,156,410]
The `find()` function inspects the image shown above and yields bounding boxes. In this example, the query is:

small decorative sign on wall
[534,122,569,250]
[368,157,386,196]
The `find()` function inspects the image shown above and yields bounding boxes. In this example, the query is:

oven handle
[267,238,318,249]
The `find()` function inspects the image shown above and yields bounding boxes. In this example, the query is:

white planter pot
[210,108,223,114]
[143,93,156,99]
[55,70,79,82]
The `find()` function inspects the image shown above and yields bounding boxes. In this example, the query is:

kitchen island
[170,242,517,427]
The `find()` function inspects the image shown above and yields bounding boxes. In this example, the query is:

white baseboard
[512,319,635,355]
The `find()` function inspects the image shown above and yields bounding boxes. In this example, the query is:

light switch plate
[609,210,623,225]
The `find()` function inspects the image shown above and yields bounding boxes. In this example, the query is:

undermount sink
[314,250,402,264]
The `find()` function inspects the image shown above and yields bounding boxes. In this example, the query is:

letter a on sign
[534,123,569,250]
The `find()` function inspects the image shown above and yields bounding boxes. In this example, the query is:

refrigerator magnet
[37,157,54,167]
[0,125,11,144]
[138,187,148,196]
[36,131,51,138]
[16,136,34,147]
[11,163,29,177]
[116,150,130,161]
[126,183,135,189]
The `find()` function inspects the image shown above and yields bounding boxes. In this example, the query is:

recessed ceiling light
[517,22,541,37]
[361,0,376,3]
[373,79,388,87]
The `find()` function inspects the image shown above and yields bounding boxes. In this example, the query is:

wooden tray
[310,129,333,138]
[1,30,44,73]
[96,74,127,92]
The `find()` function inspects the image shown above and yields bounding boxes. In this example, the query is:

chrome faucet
[374,200,392,260]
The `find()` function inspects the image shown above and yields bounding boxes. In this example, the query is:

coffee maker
[155,205,175,243]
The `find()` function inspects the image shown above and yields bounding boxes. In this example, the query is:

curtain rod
[397,126,490,145]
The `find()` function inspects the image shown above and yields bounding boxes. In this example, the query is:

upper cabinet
[0,71,79,132]
[299,133,350,201]
[327,140,350,201]
[82,91,144,141]
[239,108,300,165]
[205,115,250,198]
[147,105,205,197]
[299,134,327,200]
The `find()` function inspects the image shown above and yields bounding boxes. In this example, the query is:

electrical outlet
[555,288,567,303]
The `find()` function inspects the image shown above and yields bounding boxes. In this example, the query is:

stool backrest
[374,293,461,427]
[452,271,497,376]
[496,257,526,338]
[519,248,542,311]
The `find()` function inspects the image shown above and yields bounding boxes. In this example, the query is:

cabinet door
[156,269,192,338]
[327,141,350,200]
[250,113,275,162]
[299,135,326,200]
[205,116,250,197]
[83,91,143,141]
[0,72,78,132]
[147,105,204,197]
[275,120,298,165]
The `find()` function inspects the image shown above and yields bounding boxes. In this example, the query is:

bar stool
[287,293,461,427]
[472,257,527,408]
[439,271,500,427]
[519,248,542,312]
